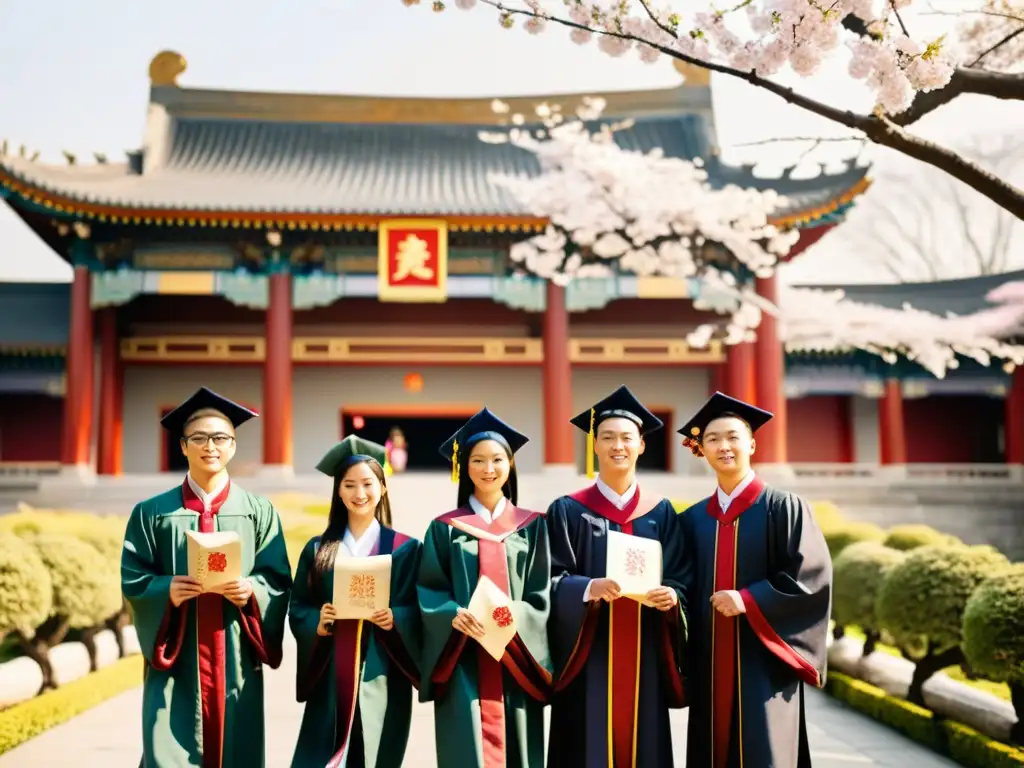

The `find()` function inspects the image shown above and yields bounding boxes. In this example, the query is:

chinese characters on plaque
[467,575,518,661]
[377,219,448,303]
[605,531,663,607]
[186,530,242,591]
[331,553,393,620]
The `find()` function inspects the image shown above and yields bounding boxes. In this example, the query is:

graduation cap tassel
[586,408,595,479]
[451,439,460,484]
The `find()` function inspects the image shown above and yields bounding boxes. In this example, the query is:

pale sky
[0,0,1021,285]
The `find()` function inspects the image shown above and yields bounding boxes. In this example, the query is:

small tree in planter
[832,542,906,656]
[76,522,133,658]
[962,563,1024,745]
[0,532,52,650]
[883,524,962,552]
[19,533,124,688]
[876,544,1010,705]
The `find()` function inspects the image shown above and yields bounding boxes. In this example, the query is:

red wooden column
[1004,367,1024,465]
[753,274,787,464]
[97,307,123,475]
[724,342,755,405]
[879,378,907,465]
[263,269,294,471]
[543,280,574,468]
[61,264,94,470]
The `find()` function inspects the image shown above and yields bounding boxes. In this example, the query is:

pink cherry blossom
[423,0,986,116]
[477,97,1024,377]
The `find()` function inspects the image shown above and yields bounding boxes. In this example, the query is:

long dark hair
[309,457,392,597]
[456,434,518,508]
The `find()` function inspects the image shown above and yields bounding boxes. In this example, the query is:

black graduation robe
[683,476,833,768]
[546,484,691,768]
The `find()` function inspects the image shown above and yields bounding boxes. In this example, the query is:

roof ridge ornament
[672,58,710,88]
[149,50,187,87]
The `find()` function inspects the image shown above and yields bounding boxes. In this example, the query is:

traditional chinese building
[0,50,906,479]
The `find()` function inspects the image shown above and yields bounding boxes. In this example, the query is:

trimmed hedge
[827,672,1024,768]
[963,564,1024,684]
[832,542,906,637]
[883,523,962,551]
[0,654,143,755]
[825,521,887,559]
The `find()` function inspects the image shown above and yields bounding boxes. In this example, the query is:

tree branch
[476,1,1024,219]
[891,67,1024,127]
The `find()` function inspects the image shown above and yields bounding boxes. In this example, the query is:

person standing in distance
[121,387,293,768]
[679,391,833,768]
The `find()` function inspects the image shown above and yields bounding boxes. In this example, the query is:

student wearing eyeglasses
[121,386,293,768]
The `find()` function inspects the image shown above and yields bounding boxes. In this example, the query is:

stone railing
[0,462,61,477]
[791,463,1023,484]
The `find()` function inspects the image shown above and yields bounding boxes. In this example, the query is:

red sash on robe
[326,529,418,768]
[566,483,677,768]
[429,505,552,768]
[705,475,766,768]
[182,479,232,768]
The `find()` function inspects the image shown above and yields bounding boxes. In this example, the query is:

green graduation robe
[121,480,292,768]
[417,505,553,768]
[288,527,422,768]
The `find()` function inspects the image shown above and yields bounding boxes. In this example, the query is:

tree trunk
[105,607,130,658]
[1010,680,1024,746]
[862,630,879,657]
[832,624,845,640]
[907,646,965,706]
[80,627,100,672]
[16,628,55,692]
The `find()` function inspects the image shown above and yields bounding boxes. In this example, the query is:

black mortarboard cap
[570,385,664,436]
[159,387,258,436]
[570,386,663,478]
[438,407,529,483]
[677,391,773,443]
[315,435,388,477]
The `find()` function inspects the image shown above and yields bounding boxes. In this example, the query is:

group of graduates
[121,383,833,768]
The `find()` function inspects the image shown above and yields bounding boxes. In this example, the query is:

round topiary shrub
[28,534,123,632]
[962,563,1024,741]
[825,521,886,560]
[883,524,961,552]
[832,541,906,653]
[0,531,53,638]
[958,561,1024,684]
[876,543,1010,704]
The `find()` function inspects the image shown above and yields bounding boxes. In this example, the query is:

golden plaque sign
[377,219,448,303]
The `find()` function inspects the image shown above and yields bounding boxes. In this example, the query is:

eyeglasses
[184,433,235,448]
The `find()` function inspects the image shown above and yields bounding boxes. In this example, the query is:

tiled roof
[0,107,867,219]
[795,270,1024,317]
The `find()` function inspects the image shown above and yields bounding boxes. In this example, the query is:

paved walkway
[0,634,960,768]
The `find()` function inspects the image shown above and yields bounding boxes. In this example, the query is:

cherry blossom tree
[405,0,1024,219]
[482,98,1024,377]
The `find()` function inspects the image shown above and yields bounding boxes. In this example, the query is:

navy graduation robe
[683,477,833,768]
[546,484,691,768]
